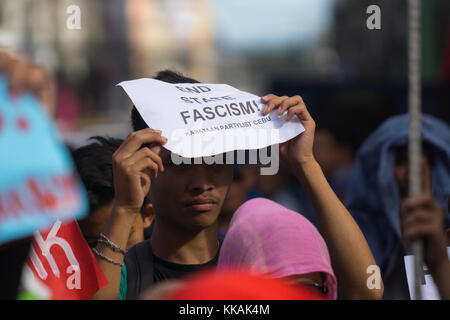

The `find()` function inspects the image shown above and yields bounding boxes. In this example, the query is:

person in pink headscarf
[218,197,338,300]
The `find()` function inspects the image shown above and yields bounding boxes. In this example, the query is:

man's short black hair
[72,136,123,211]
[131,70,200,131]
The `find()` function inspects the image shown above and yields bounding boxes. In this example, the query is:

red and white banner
[25,220,108,300]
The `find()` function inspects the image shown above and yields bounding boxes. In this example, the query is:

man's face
[394,146,432,199]
[313,130,342,176]
[221,166,255,218]
[149,148,233,232]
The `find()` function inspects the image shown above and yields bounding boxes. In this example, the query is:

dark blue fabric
[345,114,450,278]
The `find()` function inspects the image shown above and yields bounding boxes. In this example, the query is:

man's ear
[142,204,155,228]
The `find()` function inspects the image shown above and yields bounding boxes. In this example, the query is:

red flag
[25,220,108,299]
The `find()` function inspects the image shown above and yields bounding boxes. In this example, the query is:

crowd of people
[0,50,449,300]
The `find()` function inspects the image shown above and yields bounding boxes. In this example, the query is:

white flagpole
[408,0,423,301]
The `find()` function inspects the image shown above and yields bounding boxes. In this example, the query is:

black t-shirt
[121,239,221,299]
[152,247,219,283]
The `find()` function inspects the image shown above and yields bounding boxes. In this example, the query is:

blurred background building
[0,0,449,225]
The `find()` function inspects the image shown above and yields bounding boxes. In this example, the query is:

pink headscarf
[217,197,338,300]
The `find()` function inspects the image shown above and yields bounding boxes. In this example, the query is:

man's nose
[186,165,215,192]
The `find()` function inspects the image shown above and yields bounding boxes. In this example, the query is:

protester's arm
[0,51,55,115]
[91,129,167,300]
[261,94,383,299]
[401,195,450,300]
[292,158,382,299]
[0,51,57,298]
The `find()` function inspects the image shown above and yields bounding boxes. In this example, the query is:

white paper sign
[118,79,305,158]
[404,247,450,300]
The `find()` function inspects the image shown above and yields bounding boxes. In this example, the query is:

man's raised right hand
[112,128,167,213]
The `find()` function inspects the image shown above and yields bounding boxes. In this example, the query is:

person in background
[217,198,338,300]
[345,114,450,299]
[218,164,256,238]
[299,92,393,227]
[0,50,56,299]
[55,72,80,134]
[400,193,450,300]
[0,51,56,116]
[72,136,154,249]
[313,92,393,198]
[255,164,302,213]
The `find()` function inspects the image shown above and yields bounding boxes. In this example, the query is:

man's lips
[184,198,218,211]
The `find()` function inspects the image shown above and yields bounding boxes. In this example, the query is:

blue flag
[0,77,88,245]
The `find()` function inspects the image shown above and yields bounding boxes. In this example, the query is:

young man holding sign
[92,71,382,300]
